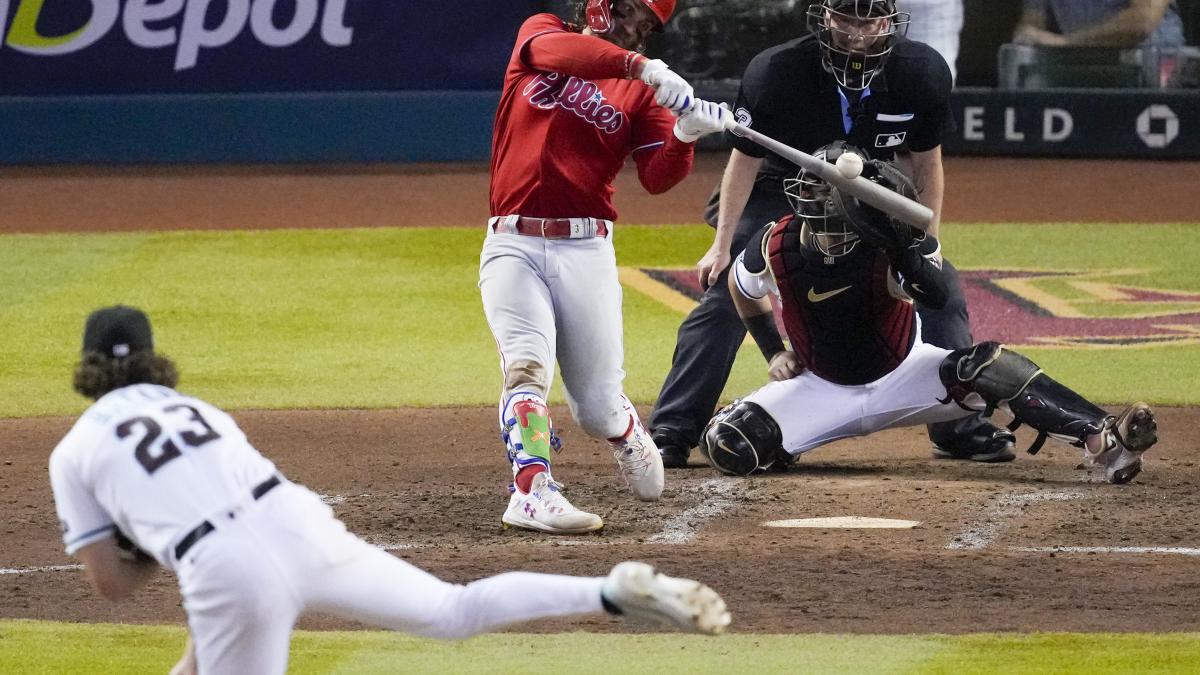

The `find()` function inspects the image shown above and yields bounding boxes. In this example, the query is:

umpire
[650,0,1016,466]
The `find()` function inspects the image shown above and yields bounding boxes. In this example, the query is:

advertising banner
[947,89,1199,159]
[0,0,543,94]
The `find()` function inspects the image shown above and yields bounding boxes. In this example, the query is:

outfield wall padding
[0,91,501,165]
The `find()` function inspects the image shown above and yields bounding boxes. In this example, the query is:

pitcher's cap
[83,306,153,358]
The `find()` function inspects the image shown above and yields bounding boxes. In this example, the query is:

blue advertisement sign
[0,0,545,94]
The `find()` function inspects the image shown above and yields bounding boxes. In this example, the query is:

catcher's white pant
[745,339,975,456]
[479,226,631,439]
[178,481,605,674]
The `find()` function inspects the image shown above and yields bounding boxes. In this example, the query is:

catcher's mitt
[831,160,923,252]
[114,527,155,565]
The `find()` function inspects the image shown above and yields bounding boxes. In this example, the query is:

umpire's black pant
[648,180,977,450]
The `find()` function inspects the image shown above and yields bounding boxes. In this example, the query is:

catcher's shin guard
[698,400,787,476]
[939,342,1108,453]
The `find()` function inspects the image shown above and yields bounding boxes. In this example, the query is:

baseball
[835,152,863,180]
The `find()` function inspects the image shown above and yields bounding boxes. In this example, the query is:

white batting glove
[673,100,731,143]
[638,58,693,113]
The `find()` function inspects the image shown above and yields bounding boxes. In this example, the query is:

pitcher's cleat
[1094,402,1158,484]
[601,561,731,635]
[501,472,603,534]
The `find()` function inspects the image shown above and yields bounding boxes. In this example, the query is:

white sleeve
[49,448,113,555]
[732,250,776,300]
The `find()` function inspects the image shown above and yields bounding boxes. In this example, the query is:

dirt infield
[1,156,1198,635]
[3,407,1200,633]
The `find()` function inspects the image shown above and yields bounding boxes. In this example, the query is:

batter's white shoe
[602,561,731,635]
[502,472,603,534]
[611,400,665,501]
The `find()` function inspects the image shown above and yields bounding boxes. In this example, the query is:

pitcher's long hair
[73,350,179,400]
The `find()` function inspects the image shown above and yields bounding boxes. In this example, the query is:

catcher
[699,143,1158,483]
[48,306,730,673]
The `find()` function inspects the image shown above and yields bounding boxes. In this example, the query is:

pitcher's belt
[488,215,610,239]
[173,475,281,560]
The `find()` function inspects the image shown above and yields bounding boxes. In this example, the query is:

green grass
[1,223,1197,418]
[3,620,1200,674]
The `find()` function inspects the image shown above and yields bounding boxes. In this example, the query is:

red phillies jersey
[766,215,917,385]
[489,14,694,221]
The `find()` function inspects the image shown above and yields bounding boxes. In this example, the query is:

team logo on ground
[622,267,1200,349]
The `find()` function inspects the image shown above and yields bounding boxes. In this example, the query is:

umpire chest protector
[766,216,917,385]
[729,36,954,180]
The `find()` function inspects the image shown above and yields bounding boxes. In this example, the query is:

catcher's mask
[586,0,674,34]
[782,141,868,258]
[807,0,908,90]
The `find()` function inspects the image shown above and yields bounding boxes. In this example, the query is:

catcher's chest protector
[767,216,917,385]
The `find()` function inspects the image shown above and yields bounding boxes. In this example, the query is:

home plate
[764,516,921,529]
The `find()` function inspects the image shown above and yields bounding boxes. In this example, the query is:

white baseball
[835,153,863,180]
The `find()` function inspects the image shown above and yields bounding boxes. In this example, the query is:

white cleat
[602,561,731,635]
[502,472,603,534]
[1092,402,1158,484]
[611,399,665,501]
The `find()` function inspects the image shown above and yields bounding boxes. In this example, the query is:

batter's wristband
[744,313,785,363]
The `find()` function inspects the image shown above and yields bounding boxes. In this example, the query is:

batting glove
[638,58,693,113]
[673,100,731,143]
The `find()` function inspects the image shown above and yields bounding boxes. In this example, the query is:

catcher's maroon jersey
[744,215,946,386]
[489,14,693,220]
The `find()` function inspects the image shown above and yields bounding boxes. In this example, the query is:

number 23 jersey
[49,384,279,567]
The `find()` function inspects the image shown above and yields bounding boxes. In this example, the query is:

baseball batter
[49,306,730,673]
[481,0,729,533]
[698,146,1158,485]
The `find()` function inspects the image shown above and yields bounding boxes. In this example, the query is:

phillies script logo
[627,267,1200,349]
[523,73,625,134]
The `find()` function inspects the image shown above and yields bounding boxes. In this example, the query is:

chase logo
[0,0,353,71]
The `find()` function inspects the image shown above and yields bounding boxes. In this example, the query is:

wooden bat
[722,117,934,230]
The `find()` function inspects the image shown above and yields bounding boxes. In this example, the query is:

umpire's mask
[808,0,908,90]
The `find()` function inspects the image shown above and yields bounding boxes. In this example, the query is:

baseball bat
[721,117,934,230]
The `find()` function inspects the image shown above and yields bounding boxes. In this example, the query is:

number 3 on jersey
[115,404,222,475]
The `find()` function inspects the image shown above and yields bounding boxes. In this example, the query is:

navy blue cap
[82,306,153,358]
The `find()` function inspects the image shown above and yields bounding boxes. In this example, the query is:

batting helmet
[586,0,675,34]
[807,0,908,90]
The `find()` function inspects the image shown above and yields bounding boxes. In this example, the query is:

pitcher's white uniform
[49,384,620,673]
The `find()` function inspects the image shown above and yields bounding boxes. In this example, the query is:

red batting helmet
[586,0,676,34]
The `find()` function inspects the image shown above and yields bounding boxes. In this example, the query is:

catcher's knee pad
[939,342,1039,411]
[939,342,1108,448]
[698,400,786,476]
